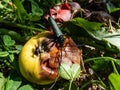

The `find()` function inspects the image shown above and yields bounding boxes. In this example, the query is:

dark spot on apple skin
[28,72,34,78]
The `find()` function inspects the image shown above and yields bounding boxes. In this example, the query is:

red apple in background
[44,1,81,24]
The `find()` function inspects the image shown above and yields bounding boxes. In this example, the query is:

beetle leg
[42,38,57,52]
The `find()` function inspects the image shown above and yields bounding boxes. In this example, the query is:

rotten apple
[19,31,82,85]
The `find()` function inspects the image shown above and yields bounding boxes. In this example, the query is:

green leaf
[12,0,28,23]
[59,63,81,80]
[3,35,15,46]
[116,60,120,65]
[18,85,34,90]
[5,76,14,90]
[15,45,23,51]
[5,74,22,90]
[31,3,43,16]
[10,77,22,90]
[0,28,21,41]
[92,59,110,71]
[59,63,72,80]
[9,54,14,62]
[62,17,103,40]
[109,73,120,90]
[71,18,102,32]
[85,57,117,72]
[62,18,120,52]
[7,30,21,41]
[103,29,120,51]
[71,64,81,79]
[106,2,120,13]
[8,50,20,54]
[0,2,4,9]
[0,51,9,57]
[28,0,43,21]
[0,72,6,90]
[3,0,10,3]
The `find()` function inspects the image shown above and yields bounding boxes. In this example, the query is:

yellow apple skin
[19,31,55,85]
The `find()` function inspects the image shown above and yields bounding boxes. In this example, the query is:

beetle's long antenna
[47,16,65,90]
[48,76,59,90]
[48,48,63,90]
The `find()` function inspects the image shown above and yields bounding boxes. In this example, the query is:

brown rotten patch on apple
[34,33,82,80]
